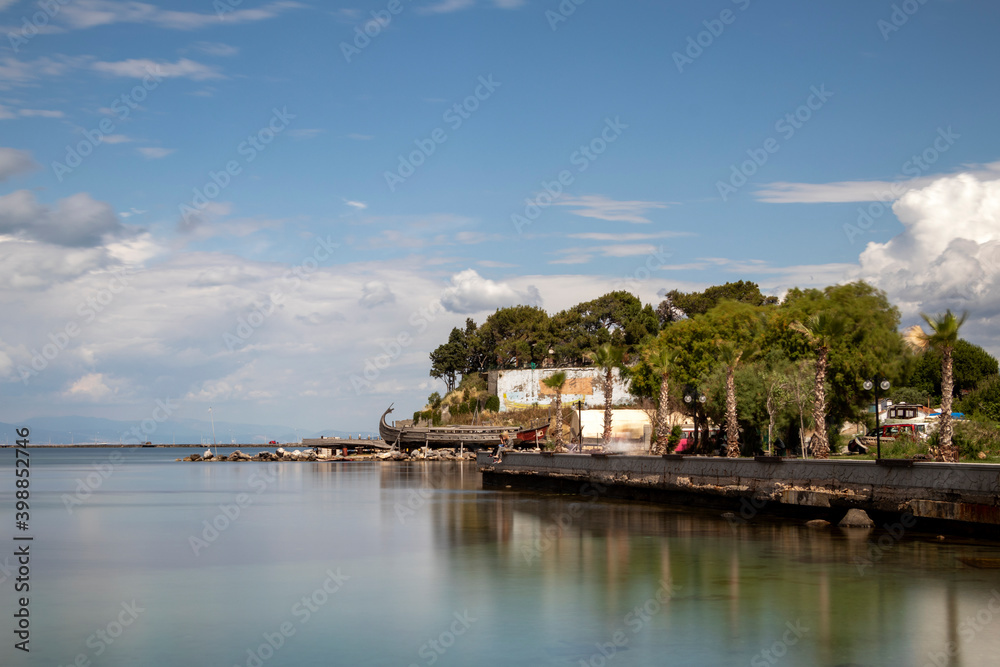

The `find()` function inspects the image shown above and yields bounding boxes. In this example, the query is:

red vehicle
[268,440,278,445]
[848,423,928,452]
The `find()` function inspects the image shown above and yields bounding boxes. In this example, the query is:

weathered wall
[490,367,634,412]
[477,452,1000,528]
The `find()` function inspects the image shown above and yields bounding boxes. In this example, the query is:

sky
[1,0,1000,433]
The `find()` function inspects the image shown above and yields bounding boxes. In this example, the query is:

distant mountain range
[1,415,376,445]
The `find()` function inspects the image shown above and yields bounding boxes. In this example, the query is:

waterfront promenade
[478,451,1000,532]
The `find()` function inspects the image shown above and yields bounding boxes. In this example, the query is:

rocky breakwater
[180,447,480,462]
[375,448,478,462]
[180,448,319,462]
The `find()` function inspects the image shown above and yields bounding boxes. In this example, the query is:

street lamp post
[863,377,891,460]
[684,389,707,450]
[576,399,584,452]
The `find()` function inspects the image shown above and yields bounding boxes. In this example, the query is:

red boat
[514,420,550,446]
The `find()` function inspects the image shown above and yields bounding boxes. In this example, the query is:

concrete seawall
[477,452,1000,533]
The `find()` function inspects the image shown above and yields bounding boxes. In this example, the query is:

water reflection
[384,461,1000,666]
[7,453,1000,667]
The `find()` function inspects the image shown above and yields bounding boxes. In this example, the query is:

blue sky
[2,0,1000,433]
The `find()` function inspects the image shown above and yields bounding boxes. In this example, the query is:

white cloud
[191,41,240,57]
[0,147,38,181]
[93,58,223,80]
[18,109,64,118]
[855,172,1000,331]
[102,134,133,144]
[418,0,523,12]
[554,195,671,223]
[0,190,125,247]
[343,199,366,209]
[289,128,325,140]
[419,0,475,14]
[59,0,303,30]
[568,231,690,241]
[0,239,113,289]
[65,372,118,401]
[359,281,395,308]
[137,147,174,159]
[440,269,541,314]
[755,162,1000,204]
[0,55,82,89]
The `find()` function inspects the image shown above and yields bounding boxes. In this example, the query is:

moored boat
[379,405,519,450]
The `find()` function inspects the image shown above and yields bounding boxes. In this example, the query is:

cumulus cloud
[0,148,38,181]
[65,372,118,401]
[0,190,125,247]
[854,172,1000,351]
[440,269,541,314]
[359,281,395,308]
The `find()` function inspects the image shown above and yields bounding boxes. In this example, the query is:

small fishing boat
[514,420,549,446]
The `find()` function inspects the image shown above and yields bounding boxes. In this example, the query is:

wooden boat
[514,419,549,445]
[379,405,518,450]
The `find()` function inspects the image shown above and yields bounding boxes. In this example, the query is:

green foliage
[874,432,927,459]
[658,280,778,321]
[427,392,443,409]
[667,425,683,448]
[889,386,930,406]
[458,373,487,392]
[477,305,553,369]
[927,418,1000,459]
[542,371,567,391]
[484,395,500,412]
[959,375,1000,422]
[905,339,998,398]
[430,320,482,393]
[771,282,905,427]
[665,300,764,388]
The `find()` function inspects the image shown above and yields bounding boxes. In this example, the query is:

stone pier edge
[477,452,1000,533]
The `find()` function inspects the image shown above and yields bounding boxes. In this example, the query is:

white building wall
[494,367,634,412]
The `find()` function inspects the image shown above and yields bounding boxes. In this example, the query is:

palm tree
[586,343,624,446]
[905,310,967,462]
[645,344,679,454]
[790,313,847,459]
[542,371,567,448]
[716,341,744,458]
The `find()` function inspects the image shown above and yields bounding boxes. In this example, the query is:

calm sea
[2,447,1000,666]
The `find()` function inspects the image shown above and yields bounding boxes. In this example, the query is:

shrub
[959,376,1000,423]
[485,395,500,412]
[879,432,925,459]
[955,419,1000,459]
[667,425,682,449]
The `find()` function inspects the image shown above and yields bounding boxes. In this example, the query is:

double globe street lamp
[684,390,707,449]
[863,376,891,460]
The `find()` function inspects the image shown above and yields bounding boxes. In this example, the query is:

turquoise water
[3,447,1000,666]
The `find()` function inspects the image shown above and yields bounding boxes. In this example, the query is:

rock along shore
[178,447,480,462]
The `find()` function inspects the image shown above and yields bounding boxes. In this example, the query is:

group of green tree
[428,281,999,462]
